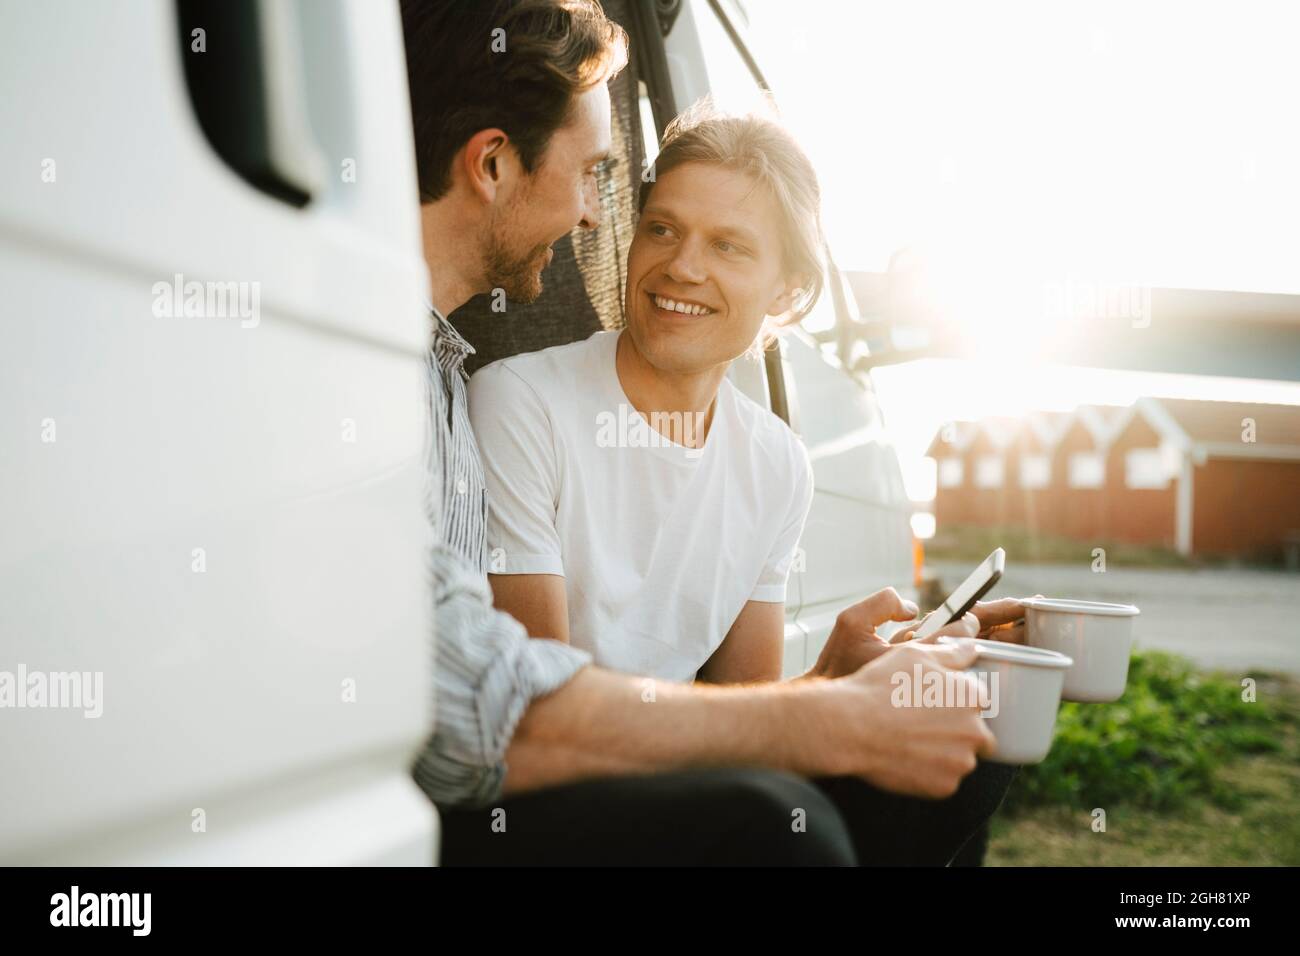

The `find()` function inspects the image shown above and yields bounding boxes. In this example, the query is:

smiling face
[625,162,798,374]
[484,84,612,303]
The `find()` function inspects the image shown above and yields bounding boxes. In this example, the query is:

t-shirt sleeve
[749,438,815,603]
[467,362,565,576]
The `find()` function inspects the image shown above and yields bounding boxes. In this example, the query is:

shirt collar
[427,301,475,381]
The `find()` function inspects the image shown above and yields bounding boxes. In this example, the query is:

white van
[0,0,914,864]
[0,0,434,864]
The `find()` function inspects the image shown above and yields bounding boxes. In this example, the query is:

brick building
[1042,405,1126,540]
[1106,398,1300,558]
[925,421,977,527]
[928,398,1300,559]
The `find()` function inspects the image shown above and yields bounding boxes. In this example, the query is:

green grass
[986,655,1300,865]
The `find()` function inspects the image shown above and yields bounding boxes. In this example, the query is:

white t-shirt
[467,330,813,682]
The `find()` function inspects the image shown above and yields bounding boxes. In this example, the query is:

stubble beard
[483,218,551,306]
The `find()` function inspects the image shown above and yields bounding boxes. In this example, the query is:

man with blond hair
[472,109,827,687]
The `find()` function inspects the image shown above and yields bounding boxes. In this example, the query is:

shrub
[1002,651,1286,813]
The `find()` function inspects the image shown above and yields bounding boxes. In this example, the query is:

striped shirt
[423,307,489,571]
[411,306,592,809]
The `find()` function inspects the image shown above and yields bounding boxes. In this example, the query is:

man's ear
[459,128,514,204]
[765,274,809,318]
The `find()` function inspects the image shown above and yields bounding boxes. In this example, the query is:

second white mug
[1022,597,1140,702]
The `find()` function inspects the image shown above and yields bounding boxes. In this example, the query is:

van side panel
[0,0,435,863]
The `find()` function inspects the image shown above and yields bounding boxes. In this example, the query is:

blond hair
[638,101,826,339]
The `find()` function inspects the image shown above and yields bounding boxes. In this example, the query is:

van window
[637,79,661,162]
[694,0,769,113]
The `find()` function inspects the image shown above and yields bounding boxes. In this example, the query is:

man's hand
[887,609,981,645]
[827,639,996,798]
[887,593,1045,646]
[970,595,1043,645]
[805,588,982,680]
[804,588,918,680]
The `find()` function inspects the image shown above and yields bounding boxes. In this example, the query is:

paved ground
[930,560,1300,676]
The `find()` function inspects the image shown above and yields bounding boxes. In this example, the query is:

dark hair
[400,0,628,202]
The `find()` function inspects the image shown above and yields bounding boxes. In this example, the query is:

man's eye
[716,240,745,256]
[649,223,673,237]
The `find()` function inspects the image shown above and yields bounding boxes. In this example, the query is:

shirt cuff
[748,583,788,603]
[467,637,590,806]
[492,552,565,575]
[412,566,590,809]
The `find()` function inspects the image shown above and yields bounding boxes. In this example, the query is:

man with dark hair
[402,0,625,307]
[402,0,1023,866]
[404,0,626,202]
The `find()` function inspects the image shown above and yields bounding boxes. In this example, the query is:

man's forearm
[501,666,844,796]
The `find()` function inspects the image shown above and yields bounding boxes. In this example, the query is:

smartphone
[910,547,1005,641]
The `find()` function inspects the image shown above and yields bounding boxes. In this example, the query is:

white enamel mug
[938,637,1073,764]
[1022,598,1140,703]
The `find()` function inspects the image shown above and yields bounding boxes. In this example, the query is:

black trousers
[440,761,1018,866]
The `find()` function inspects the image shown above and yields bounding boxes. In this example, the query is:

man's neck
[615,331,726,449]
[421,199,482,317]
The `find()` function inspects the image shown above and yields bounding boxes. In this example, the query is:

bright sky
[707,0,1300,502]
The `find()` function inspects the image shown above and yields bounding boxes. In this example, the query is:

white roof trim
[975,419,1019,450]
[1026,413,1070,448]
[1073,405,1125,448]
[1193,441,1300,462]
[1130,398,1193,452]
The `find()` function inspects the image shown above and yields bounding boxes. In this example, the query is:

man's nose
[577,177,602,231]
[666,239,707,285]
